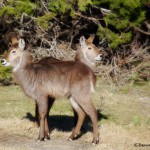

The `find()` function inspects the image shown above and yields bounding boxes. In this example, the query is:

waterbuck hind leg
[76,97,99,145]
[69,97,86,141]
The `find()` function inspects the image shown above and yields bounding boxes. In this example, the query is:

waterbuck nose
[1,59,5,64]
[1,59,7,66]
[94,54,103,61]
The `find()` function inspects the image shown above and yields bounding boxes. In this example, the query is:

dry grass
[0,81,150,150]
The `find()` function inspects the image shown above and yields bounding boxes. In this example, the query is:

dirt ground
[0,118,150,150]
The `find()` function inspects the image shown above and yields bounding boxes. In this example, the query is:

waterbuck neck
[13,51,32,72]
[13,63,37,99]
[76,50,95,66]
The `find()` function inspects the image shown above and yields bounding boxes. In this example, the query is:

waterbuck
[34,35,103,127]
[1,37,99,144]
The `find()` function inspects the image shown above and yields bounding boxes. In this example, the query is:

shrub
[0,63,12,85]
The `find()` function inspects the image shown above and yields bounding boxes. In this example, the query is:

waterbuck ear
[79,36,86,48]
[18,39,25,51]
[87,35,95,44]
[11,36,19,46]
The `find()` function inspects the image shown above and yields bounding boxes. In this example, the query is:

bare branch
[134,26,150,36]
[74,12,102,25]
[40,0,49,13]
[0,2,5,8]
[100,8,112,14]
[144,21,150,29]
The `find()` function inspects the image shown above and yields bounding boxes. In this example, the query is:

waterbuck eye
[88,46,92,50]
[11,50,16,54]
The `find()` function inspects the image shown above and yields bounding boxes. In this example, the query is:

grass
[0,85,73,119]
[0,80,150,150]
[94,80,150,126]
[0,86,34,118]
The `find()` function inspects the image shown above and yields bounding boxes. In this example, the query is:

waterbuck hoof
[92,138,99,145]
[68,134,74,141]
[44,136,50,141]
[68,137,73,142]
[37,137,44,142]
[44,138,50,141]
[68,133,78,141]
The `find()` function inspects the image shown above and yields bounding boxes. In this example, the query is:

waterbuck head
[1,36,25,68]
[79,35,103,62]
[75,35,103,71]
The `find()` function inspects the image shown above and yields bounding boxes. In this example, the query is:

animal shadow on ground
[23,110,109,139]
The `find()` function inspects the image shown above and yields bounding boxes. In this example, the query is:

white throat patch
[13,54,23,72]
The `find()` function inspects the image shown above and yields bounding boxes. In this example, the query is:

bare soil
[0,118,150,150]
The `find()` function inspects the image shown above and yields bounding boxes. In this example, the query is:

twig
[144,21,150,29]
[40,0,49,13]
[134,26,150,36]
[0,2,5,8]
[74,12,102,25]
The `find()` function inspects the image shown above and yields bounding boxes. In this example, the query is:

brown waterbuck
[34,35,103,127]
[1,37,99,144]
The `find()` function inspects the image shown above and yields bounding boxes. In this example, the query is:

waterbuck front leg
[34,103,39,127]
[44,97,55,140]
[75,96,99,145]
[37,96,49,141]
[34,97,55,129]
[69,97,86,141]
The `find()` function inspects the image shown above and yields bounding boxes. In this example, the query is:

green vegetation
[0,63,12,85]
[0,0,149,48]
[133,114,142,126]
[0,85,73,119]
[0,0,37,17]
[94,79,150,126]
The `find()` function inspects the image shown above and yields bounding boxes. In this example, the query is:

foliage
[0,0,37,19]
[0,0,149,48]
[0,63,12,85]
[97,27,132,48]
[48,0,71,14]
[95,0,148,48]
[77,0,92,11]
[36,12,56,29]
[130,63,150,84]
